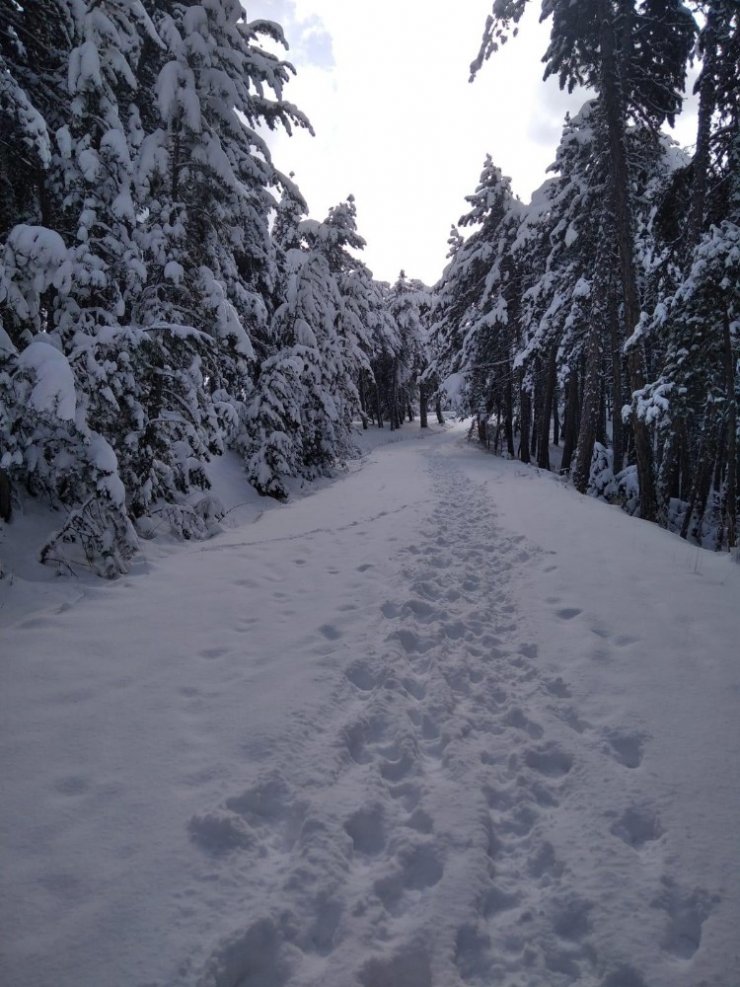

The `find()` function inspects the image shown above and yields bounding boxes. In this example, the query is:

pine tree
[473,0,695,520]
[428,156,519,451]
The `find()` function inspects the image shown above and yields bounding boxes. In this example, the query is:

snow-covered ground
[1,423,739,987]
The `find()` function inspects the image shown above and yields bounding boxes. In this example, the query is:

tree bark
[561,367,580,474]
[0,469,11,523]
[598,0,657,521]
[519,384,531,464]
[419,381,429,428]
[722,309,737,548]
[572,322,602,493]
[505,361,516,456]
[537,349,556,470]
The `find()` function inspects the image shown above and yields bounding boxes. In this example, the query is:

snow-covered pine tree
[134,1,314,509]
[244,193,376,497]
[1,1,148,573]
[629,5,738,546]
[383,271,428,429]
[1,0,313,572]
[472,0,695,520]
[428,156,519,451]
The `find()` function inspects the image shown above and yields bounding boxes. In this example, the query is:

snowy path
[2,426,739,987]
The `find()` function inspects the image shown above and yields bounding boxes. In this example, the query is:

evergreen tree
[473,0,695,520]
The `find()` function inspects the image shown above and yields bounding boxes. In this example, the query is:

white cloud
[246,2,696,285]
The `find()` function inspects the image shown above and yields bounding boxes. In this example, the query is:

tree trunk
[722,309,737,549]
[572,322,602,493]
[537,349,556,470]
[610,280,624,475]
[419,382,429,428]
[519,384,531,464]
[358,374,369,429]
[560,367,580,474]
[435,396,445,425]
[598,0,657,521]
[0,469,11,523]
[505,362,516,457]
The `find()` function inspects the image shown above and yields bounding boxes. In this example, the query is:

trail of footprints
[189,459,715,987]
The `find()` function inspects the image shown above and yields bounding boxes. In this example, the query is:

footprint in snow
[454,923,493,981]
[223,775,307,850]
[319,623,342,640]
[344,804,386,855]
[387,629,435,655]
[556,607,583,620]
[524,744,574,778]
[199,646,229,660]
[199,916,292,987]
[544,676,571,698]
[609,805,663,848]
[342,714,388,764]
[599,964,649,987]
[503,706,544,739]
[345,659,383,692]
[527,840,563,879]
[651,877,718,959]
[374,842,445,912]
[188,809,254,853]
[551,895,593,941]
[602,728,646,768]
[481,884,520,917]
[358,945,432,987]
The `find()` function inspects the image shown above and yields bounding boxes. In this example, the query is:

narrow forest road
[2,425,739,987]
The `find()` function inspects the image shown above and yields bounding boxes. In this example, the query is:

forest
[1,0,738,577]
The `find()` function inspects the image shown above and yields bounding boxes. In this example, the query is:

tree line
[428,0,738,551]
[2,0,737,578]
[0,0,429,576]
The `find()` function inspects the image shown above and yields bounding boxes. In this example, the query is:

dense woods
[1,0,738,577]
[0,0,427,575]
[430,0,739,550]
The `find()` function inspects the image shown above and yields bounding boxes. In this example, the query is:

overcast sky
[246,0,697,286]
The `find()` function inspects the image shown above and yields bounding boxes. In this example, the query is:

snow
[16,340,77,421]
[88,432,126,506]
[1,225,72,321]
[1,424,738,987]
